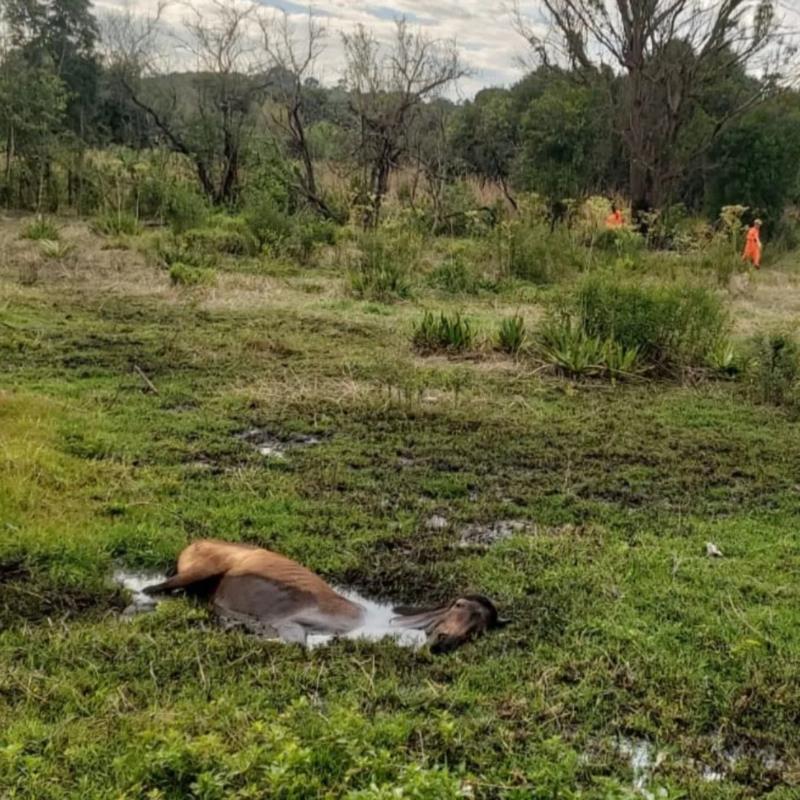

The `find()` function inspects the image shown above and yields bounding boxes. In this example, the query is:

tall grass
[413,311,475,353]
[747,331,800,406]
[349,232,415,302]
[575,273,729,371]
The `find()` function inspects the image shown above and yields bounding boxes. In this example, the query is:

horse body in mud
[144,539,505,653]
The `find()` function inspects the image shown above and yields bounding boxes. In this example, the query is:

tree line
[2,0,799,229]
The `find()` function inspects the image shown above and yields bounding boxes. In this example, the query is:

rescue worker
[742,219,763,269]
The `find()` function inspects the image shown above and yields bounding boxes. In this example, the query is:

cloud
[94,0,545,97]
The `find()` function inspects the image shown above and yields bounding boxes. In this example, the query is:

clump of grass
[747,330,800,406]
[151,234,217,271]
[349,232,413,302]
[413,311,475,354]
[39,240,75,260]
[21,217,59,241]
[92,211,141,237]
[497,314,527,354]
[538,315,641,378]
[183,222,258,257]
[428,256,477,294]
[169,262,216,288]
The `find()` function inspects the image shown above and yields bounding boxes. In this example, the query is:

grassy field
[2,214,800,799]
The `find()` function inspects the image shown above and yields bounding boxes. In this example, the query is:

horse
[143,539,507,654]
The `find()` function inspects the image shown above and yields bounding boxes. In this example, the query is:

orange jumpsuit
[606,210,623,228]
[742,226,762,268]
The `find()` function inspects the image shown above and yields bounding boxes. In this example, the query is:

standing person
[742,219,763,269]
[606,203,623,228]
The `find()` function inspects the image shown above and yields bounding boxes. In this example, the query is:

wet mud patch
[457,519,590,549]
[584,735,791,795]
[0,560,125,627]
[237,428,324,459]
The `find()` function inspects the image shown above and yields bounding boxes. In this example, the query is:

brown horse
[143,539,506,653]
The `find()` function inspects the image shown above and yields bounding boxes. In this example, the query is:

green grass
[2,216,800,798]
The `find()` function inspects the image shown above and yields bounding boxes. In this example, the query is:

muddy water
[114,569,165,616]
[237,429,322,459]
[113,570,426,648]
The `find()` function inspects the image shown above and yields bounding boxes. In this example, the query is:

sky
[93,0,545,98]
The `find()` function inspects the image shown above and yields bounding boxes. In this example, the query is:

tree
[515,0,786,218]
[104,0,268,205]
[258,10,339,219]
[0,49,67,208]
[513,80,612,203]
[3,0,100,138]
[341,19,467,227]
[449,89,519,208]
[705,90,800,226]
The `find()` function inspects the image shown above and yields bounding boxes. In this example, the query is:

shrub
[747,331,800,406]
[169,263,216,287]
[183,219,258,256]
[151,234,217,270]
[413,311,475,354]
[285,217,337,264]
[500,222,587,284]
[497,314,527,354]
[428,255,477,294]
[21,217,59,241]
[574,273,728,371]
[165,184,209,234]
[349,233,414,302]
[92,210,140,237]
[243,198,295,251]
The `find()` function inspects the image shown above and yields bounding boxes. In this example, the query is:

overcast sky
[94,0,544,98]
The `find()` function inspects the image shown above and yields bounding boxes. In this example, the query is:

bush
[21,217,59,241]
[349,233,415,302]
[243,198,295,251]
[169,263,216,287]
[151,234,218,270]
[427,255,477,294]
[497,314,527,354]
[747,331,800,406]
[574,273,729,371]
[183,218,258,256]
[165,184,209,234]
[92,210,141,237]
[500,222,587,284]
[413,311,475,354]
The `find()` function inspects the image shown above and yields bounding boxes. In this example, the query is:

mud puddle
[113,569,425,648]
[237,428,322,459]
[606,735,785,795]
[114,569,165,616]
[459,519,531,548]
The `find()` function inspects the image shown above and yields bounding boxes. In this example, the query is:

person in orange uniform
[742,219,763,269]
[606,204,624,228]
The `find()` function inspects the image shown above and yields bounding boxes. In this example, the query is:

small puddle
[113,570,425,648]
[114,569,166,617]
[237,428,322,459]
[459,519,530,548]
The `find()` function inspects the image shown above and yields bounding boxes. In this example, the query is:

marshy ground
[2,215,800,798]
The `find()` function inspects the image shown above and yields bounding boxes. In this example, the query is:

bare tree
[103,0,268,205]
[258,10,338,219]
[515,0,791,217]
[341,19,467,227]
